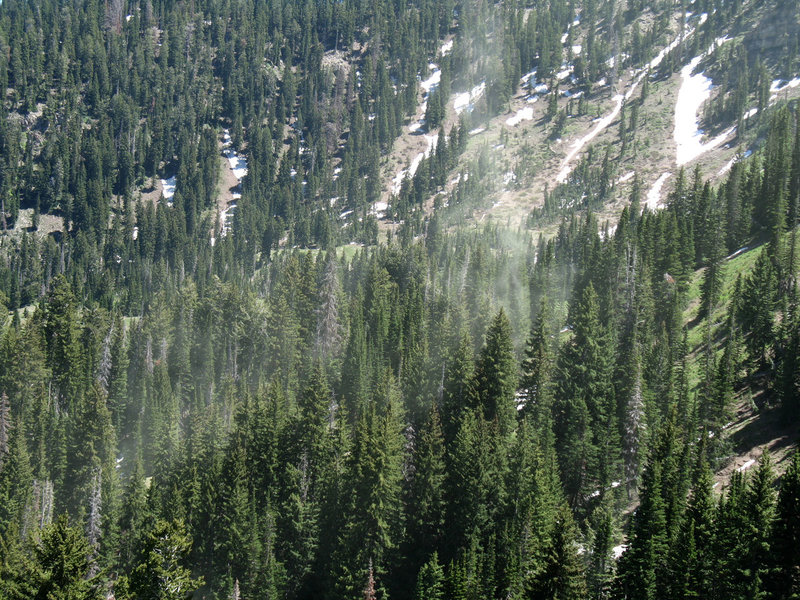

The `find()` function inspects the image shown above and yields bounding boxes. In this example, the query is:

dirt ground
[713,388,800,491]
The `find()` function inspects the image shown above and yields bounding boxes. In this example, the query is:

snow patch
[521,70,537,86]
[726,246,749,260]
[717,157,737,177]
[601,224,617,240]
[220,203,237,237]
[370,200,389,218]
[613,545,627,560]
[674,56,734,166]
[439,39,454,56]
[618,171,636,184]
[506,107,534,127]
[392,134,438,194]
[646,173,671,210]
[556,95,624,183]
[222,129,249,180]
[420,64,441,95]
[736,459,756,473]
[160,175,176,201]
[556,66,574,80]
[770,77,800,93]
[469,127,486,135]
[453,82,486,114]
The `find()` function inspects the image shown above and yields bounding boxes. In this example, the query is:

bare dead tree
[0,393,10,463]
[104,0,125,35]
[315,254,343,361]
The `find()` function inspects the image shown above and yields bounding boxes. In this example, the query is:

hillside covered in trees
[0,0,799,598]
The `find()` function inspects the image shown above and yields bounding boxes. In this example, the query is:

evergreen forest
[0,0,799,597]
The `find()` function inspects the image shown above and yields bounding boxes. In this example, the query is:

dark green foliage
[769,450,800,599]
[0,2,798,597]
[414,552,445,600]
[116,519,203,600]
[0,515,105,600]
[554,283,617,504]
[524,505,587,600]
[474,309,518,436]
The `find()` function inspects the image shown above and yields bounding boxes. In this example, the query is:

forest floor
[11,208,63,236]
[139,175,166,206]
[713,391,800,489]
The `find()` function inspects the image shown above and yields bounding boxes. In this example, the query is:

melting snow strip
[646,173,672,210]
[736,459,756,473]
[557,95,624,183]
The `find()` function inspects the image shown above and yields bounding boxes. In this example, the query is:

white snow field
[506,107,534,127]
[554,13,707,183]
[674,55,734,166]
[420,64,441,95]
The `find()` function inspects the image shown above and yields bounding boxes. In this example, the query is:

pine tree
[474,309,518,436]
[769,450,800,599]
[699,201,726,319]
[670,441,714,599]
[414,552,445,600]
[554,283,616,504]
[520,297,554,433]
[445,409,498,560]
[712,471,750,598]
[116,519,203,600]
[404,405,446,581]
[42,275,83,408]
[738,250,778,367]
[0,419,32,544]
[441,333,477,445]
[30,515,104,600]
[524,504,587,600]
[743,452,776,598]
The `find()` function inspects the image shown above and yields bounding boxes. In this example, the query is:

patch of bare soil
[139,176,165,206]
[713,389,799,491]
[9,208,63,236]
